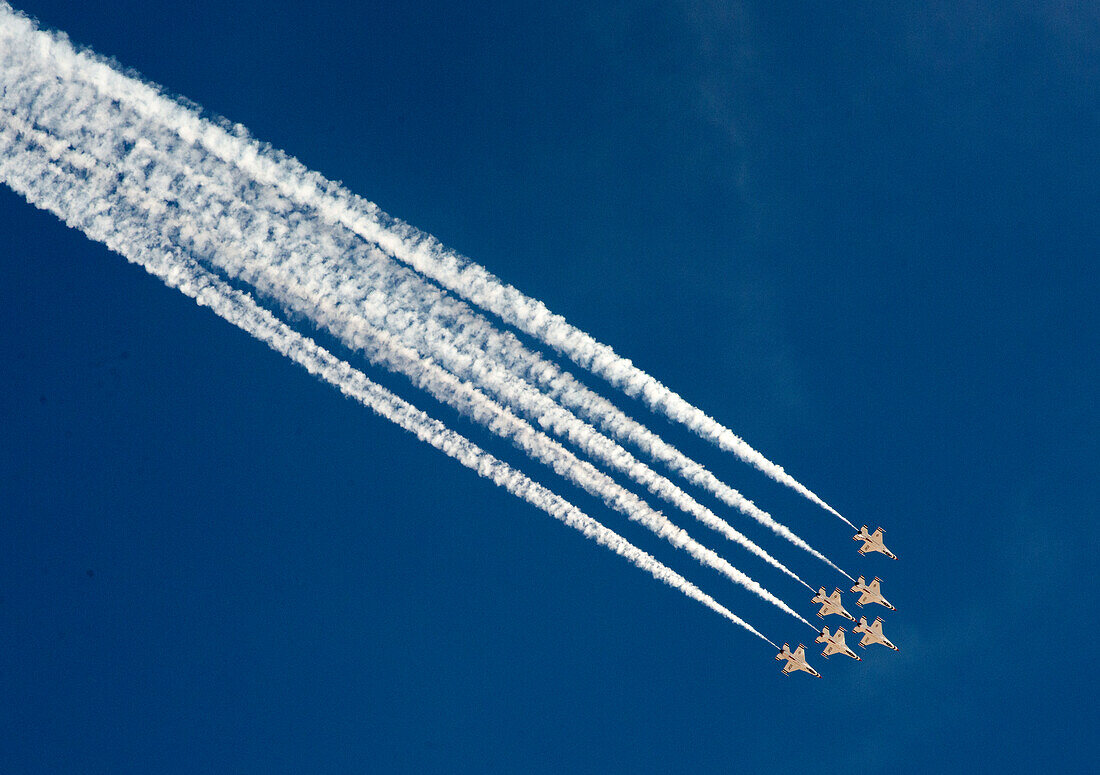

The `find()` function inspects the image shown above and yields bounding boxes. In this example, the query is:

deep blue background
[2,1,1097,772]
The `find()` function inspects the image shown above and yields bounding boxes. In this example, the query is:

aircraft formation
[776,526,900,678]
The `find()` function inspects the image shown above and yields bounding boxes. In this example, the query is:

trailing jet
[850,576,896,610]
[812,587,856,622]
[854,526,896,560]
[854,616,899,651]
[776,643,821,677]
[815,626,861,660]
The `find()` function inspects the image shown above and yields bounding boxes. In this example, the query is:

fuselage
[854,587,895,609]
[855,624,898,651]
[818,632,861,660]
[854,529,896,559]
[874,634,898,650]
[791,660,821,676]
[818,601,855,621]
[777,647,821,676]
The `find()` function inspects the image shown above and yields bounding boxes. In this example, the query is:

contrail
[0,12,851,583]
[420,304,854,581]
[371,230,852,528]
[0,116,778,648]
[361,215,855,527]
[72,122,820,591]
[407,300,856,575]
[0,26,816,629]
[0,2,851,528]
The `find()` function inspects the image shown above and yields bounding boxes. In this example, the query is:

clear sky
[1,1,1097,772]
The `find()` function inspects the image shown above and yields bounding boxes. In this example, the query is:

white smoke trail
[54,119,821,590]
[0,14,850,585]
[0,23,817,630]
[0,2,850,528]
[413,304,857,579]
[0,116,778,647]
[369,224,854,527]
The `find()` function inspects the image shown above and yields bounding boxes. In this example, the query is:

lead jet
[853,616,899,651]
[815,626,861,661]
[776,643,821,677]
[850,576,896,610]
[854,526,897,560]
[812,587,856,622]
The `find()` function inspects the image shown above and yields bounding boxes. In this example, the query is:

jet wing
[793,645,806,661]
[868,579,881,594]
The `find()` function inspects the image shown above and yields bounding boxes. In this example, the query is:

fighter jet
[853,616,899,651]
[776,643,821,677]
[812,587,856,622]
[850,576,896,610]
[815,626,861,660]
[854,526,897,560]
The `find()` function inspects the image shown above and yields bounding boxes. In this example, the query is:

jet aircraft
[850,576,896,610]
[853,616,899,651]
[812,587,856,622]
[815,626,861,660]
[854,526,896,560]
[776,643,821,677]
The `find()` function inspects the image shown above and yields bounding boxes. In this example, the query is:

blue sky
[1,1,1097,772]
